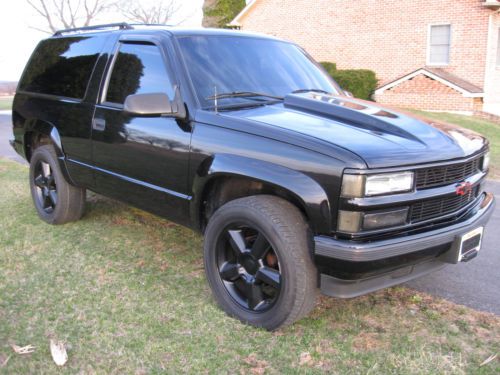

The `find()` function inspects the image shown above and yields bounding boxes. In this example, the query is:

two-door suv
[11,23,495,330]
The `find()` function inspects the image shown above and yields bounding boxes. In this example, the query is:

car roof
[136,26,279,39]
[51,24,282,42]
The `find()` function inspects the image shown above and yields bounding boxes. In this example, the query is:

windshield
[176,35,340,108]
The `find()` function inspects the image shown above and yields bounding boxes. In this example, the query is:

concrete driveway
[0,113,499,315]
[0,112,25,164]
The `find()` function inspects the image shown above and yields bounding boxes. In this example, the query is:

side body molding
[191,154,332,233]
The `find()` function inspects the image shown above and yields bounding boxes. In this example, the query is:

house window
[428,24,451,65]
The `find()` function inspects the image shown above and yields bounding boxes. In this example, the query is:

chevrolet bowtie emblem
[456,181,473,196]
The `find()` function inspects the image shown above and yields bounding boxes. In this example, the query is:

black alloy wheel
[33,160,58,213]
[217,225,282,312]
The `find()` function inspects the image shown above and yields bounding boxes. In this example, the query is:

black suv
[11,23,495,330]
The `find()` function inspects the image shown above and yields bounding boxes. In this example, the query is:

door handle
[92,118,106,131]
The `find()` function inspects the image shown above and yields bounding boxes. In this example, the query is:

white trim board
[229,0,258,26]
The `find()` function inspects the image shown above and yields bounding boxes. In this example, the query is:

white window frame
[496,28,500,67]
[427,23,452,66]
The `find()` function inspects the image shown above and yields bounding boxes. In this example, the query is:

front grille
[410,187,479,223]
[415,158,481,189]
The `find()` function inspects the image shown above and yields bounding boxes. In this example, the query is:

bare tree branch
[27,0,57,32]
[28,25,54,34]
[53,0,70,29]
[67,0,82,28]
[26,0,193,33]
[119,0,182,25]
[25,0,117,33]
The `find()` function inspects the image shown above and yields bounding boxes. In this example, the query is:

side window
[18,36,105,99]
[105,43,175,104]
[428,24,451,65]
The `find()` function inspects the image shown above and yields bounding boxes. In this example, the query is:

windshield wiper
[292,89,331,94]
[211,102,278,111]
[206,91,284,101]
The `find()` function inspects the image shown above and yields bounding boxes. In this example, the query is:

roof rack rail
[127,23,174,27]
[53,22,132,36]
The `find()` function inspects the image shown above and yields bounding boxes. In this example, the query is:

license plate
[458,227,483,262]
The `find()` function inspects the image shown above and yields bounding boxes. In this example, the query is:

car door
[91,38,192,224]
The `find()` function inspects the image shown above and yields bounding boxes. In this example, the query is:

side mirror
[343,90,353,98]
[124,87,186,119]
[124,92,173,116]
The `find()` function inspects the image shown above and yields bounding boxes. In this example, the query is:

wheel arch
[23,119,76,185]
[24,119,64,161]
[191,154,332,234]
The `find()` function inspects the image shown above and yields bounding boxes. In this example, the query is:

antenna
[214,85,218,114]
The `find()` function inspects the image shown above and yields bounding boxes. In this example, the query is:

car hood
[223,93,487,169]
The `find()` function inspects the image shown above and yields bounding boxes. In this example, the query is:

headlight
[341,171,414,198]
[365,172,414,196]
[482,152,490,172]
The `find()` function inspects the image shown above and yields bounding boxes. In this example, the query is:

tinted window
[177,36,339,108]
[19,36,104,98]
[105,43,174,104]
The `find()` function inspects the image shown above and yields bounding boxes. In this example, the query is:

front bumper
[315,192,495,298]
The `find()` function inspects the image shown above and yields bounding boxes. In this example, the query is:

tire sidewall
[204,200,306,329]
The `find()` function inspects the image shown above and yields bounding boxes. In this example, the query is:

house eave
[229,0,258,26]
[375,68,484,98]
[482,1,500,9]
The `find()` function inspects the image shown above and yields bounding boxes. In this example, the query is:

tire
[203,195,318,330]
[29,144,86,224]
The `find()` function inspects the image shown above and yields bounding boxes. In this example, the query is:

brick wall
[238,0,492,89]
[374,74,478,112]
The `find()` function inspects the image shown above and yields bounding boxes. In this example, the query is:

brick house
[229,0,500,116]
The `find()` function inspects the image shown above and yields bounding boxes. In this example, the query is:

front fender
[191,154,332,233]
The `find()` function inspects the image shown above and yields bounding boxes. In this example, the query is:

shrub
[320,62,337,75]
[203,0,246,28]
[320,62,378,100]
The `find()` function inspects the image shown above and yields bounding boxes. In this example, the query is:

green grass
[0,97,13,110]
[0,158,499,373]
[409,111,500,179]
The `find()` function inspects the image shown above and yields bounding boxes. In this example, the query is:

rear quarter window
[18,35,106,99]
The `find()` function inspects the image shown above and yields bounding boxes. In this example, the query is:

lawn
[0,97,13,110]
[0,159,499,373]
[410,111,500,179]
